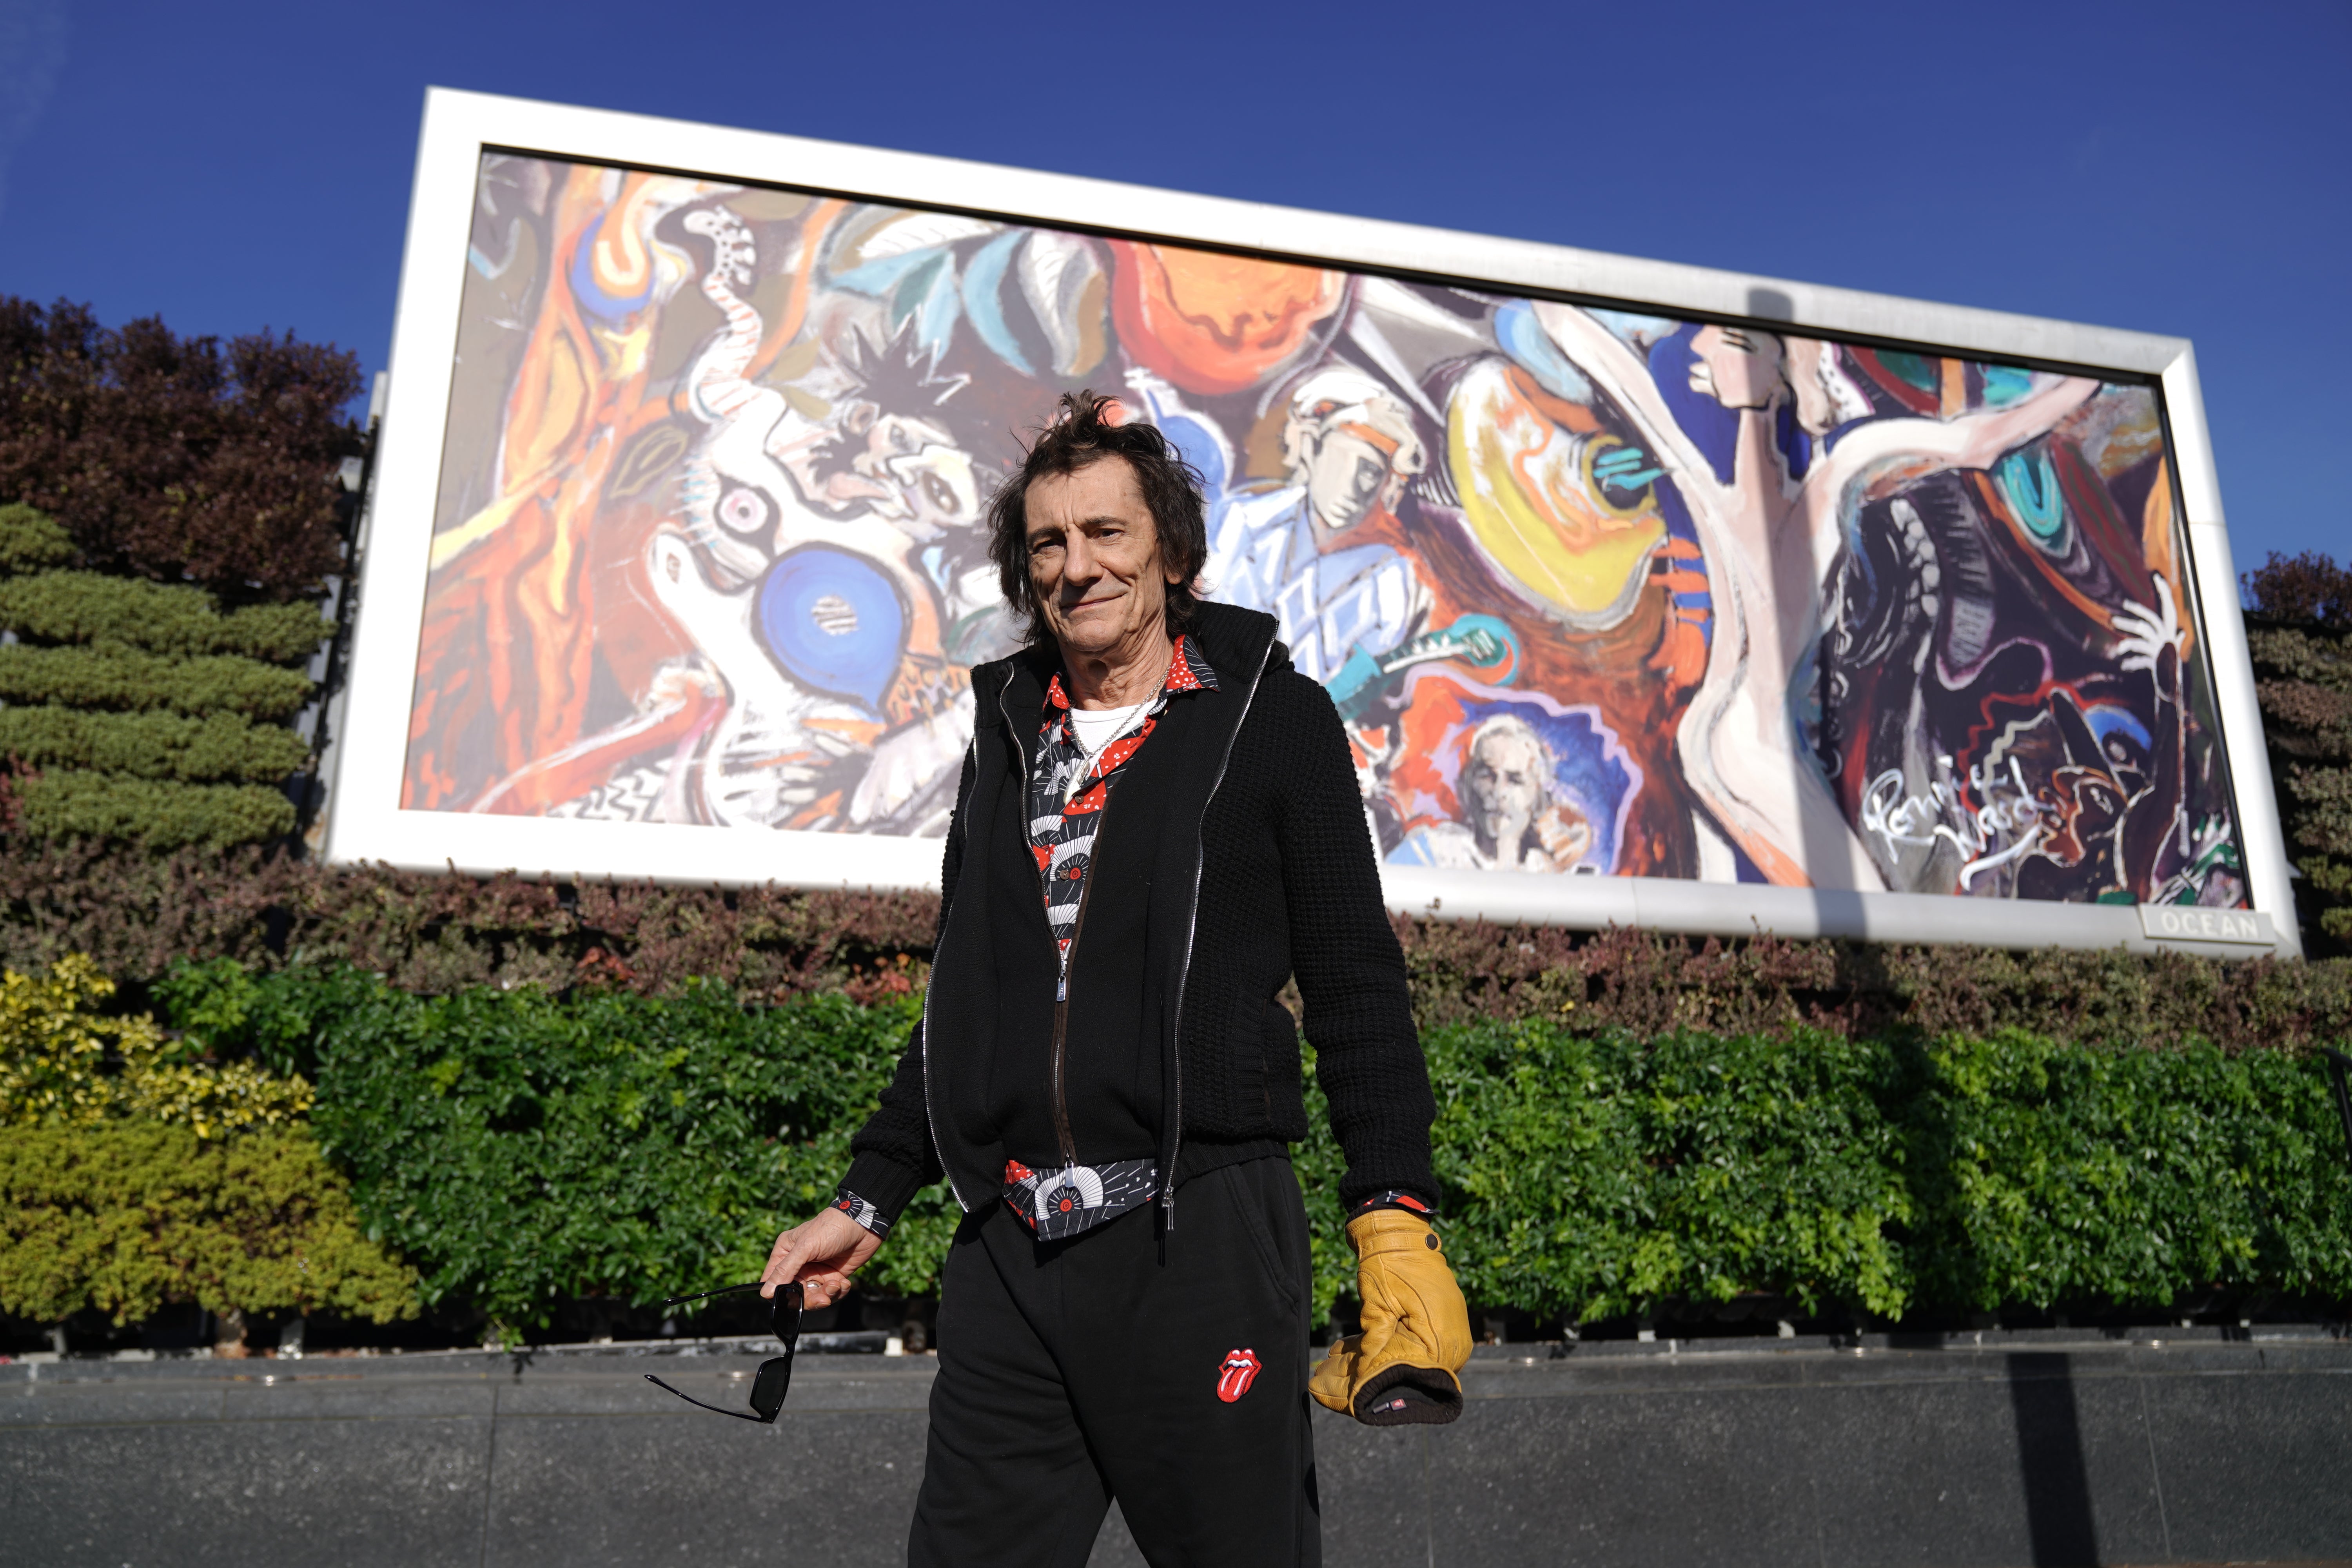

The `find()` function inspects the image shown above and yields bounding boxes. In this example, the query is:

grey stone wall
[4,1329,2346,1566]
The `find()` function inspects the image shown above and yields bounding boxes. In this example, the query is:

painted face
[1024,457,1180,662]
[1304,427,1397,532]
[882,439,980,538]
[1464,726,1547,855]
[766,398,975,530]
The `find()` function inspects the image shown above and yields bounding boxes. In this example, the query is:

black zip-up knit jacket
[838,600,1438,1227]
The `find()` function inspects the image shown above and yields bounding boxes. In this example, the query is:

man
[757,392,1472,1566]
[1393,713,1593,874]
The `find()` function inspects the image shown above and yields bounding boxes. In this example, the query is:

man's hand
[761,1208,884,1309]
[1309,1210,1473,1425]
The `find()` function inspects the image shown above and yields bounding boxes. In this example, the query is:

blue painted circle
[753,547,907,709]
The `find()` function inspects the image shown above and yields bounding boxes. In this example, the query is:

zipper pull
[1056,975,1067,1002]
[1160,1188,1176,1230]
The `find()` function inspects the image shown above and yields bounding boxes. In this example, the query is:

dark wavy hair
[986,390,1209,646]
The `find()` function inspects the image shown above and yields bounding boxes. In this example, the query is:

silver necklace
[1066,704,1144,800]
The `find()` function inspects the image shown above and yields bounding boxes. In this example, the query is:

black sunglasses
[643,1282,803,1423]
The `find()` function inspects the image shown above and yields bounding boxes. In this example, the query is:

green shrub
[0,951,403,1330]
[0,707,309,784]
[0,503,76,573]
[1332,1025,1911,1324]
[0,509,323,859]
[158,960,2352,1331]
[17,771,296,849]
[1900,1029,2351,1309]
[162,961,952,1327]
[0,1122,416,1326]
[0,643,312,720]
[0,571,330,663]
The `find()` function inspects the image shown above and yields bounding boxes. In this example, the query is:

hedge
[2243,551,2352,953]
[2,952,309,1137]
[15,771,298,850]
[1904,1028,2348,1310]
[0,503,77,573]
[0,953,412,1332]
[0,298,363,602]
[0,505,325,851]
[0,707,310,784]
[0,846,942,1000]
[2,851,2348,1056]
[0,1123,417,1328]
[160,960,2352,1332]
[0,570,331,663]
[158,960,948,1327]
[0,643,312,720]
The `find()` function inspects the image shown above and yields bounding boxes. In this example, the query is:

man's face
[1303,427,1396,532]
[1024,458,1179,662]
[1464,728,1546,853]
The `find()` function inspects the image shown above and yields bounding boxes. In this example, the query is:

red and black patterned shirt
[1027,635,1219,998]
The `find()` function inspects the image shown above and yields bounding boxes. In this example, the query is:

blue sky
[0,0,2343,571]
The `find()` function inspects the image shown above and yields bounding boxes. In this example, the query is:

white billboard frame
[329,87,2300,959]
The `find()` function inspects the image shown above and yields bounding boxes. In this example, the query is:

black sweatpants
[908,1156,1320,1568]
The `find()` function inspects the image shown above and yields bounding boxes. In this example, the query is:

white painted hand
[2111,575,2182,674]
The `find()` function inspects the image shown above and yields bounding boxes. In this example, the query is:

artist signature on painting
[1860,760,2047,889]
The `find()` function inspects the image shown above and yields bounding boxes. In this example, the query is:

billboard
[330,90,2299,957]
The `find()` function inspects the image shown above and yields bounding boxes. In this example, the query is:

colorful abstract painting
[405,153,2247,908]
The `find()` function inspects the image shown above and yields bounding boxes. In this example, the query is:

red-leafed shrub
[2245,550,2352,955]
[1,843,2345,1055]
[0,298,362,603]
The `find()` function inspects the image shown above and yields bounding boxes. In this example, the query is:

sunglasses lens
[751,1356,793,1417]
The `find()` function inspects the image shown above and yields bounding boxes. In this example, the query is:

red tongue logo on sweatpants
[1216,1348,1261,1403]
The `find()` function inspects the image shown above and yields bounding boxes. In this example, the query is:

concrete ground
[4,1327,2347,1567]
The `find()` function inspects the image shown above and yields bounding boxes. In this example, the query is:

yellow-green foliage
[0,954,411,1327]
[0,642,312,720]
[0,1123,418,1325]
[0,953,310,1137]
[16,770,298,850]
[0,571,329,664]
[0,503,76,574]
[0,505,320,852]
[0,707,309,784]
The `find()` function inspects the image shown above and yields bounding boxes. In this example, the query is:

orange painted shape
[1110,242,1343,396]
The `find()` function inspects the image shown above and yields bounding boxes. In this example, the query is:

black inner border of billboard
[463,143,2269,930]
[477,143,2160,389]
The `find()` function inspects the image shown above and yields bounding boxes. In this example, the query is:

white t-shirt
[1067,701,1150,761]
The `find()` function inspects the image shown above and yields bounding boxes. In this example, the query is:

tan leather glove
[1309,1209,1473,1426]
